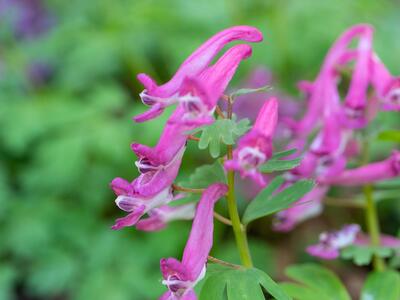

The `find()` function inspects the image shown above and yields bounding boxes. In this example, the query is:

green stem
[361,140,385,271]
[225,97,253,268]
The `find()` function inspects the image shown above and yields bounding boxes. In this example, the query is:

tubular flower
[224,98,278,186]
[159,183,228,300]
[136,203,196,232]
[342,25,373,128]
[370,53,400,111]
[110,146,185,230]
[321,150,400,186]
[307,225,400,260]
[167,44,253,127]
[273,185,328,232]
[134,26,263,122]
[306,224,360,260]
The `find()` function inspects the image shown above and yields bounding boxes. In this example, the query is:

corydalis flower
[136,203,196,232]
[110,146,185,230]
[307,224,400,260]
[160,183,228,300]
[134,26,263,122]
[321,150,400,186]
[307,224,360,260]
[224,98,278,186]
[371,53,400,111]
[167,44,253,127]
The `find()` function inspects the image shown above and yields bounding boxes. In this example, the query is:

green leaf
[179,160,226,189]
[230,85,272,98]
[282,264,351,300]
[200,265,291,300]
[174,161,227,205]
[360,271,400,300]
[341,245,394,266]
[377,130,400,142]
[259,157,301,173]
[187,117,250,158]
[243,177,314,224]
[271,149,297,159]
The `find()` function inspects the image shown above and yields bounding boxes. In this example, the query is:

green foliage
[242,177,314,224]
[200,265,291,300]
[280,264,351,300]
[187,117,250,158]
[360,271,400,300]
[259,157,301,173]
[377,130,400,142]
[341,245,394,266]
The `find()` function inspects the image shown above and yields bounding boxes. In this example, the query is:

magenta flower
[110,145,185,230]
[167,44,253,127]
[224,98,278,186]
[136,203,196,232]
[371,54,400,111]
[306,224,360,260]
[321,150,400,186]
[307,225,400,260]
[134,26,263,122]
[341,25,373,128]
[273,185,328,232]
[159,183,228,300]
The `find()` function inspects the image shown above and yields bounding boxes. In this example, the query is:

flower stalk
[226,96,253,268]
[361,139,385,271]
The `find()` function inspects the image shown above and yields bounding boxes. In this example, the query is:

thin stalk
[172,184,204,194]
[207,256,241,269]
[225,96,253,268]
[214,212,233,227]
[361,139,385,271]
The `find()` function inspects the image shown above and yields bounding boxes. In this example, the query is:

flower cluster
[267,24,400,234]
[110,26,265,299]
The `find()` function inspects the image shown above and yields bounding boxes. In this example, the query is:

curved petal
[111,205,146,230]
[182,183,228,280]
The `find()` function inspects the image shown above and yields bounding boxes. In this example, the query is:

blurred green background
[1,0,399,299]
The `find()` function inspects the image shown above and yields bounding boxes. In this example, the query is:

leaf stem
[215,105,226,119]
[361,139,385,271]
[188,135,200,142]
[207,255,241,269]
[172,184,204,194]
[214,212,233,226]
[225,96,253,268]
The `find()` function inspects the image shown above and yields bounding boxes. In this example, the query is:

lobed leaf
[360,271,400,300]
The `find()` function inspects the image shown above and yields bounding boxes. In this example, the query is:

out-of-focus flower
[341,25,373,128]
[273,185,327,232]
[306,224,360,260]
[136,203,196,232]
[0,0,54,39]
[159,183,228,300]
[370,53,400,111]
[225,98,278,186]
[307,225,400,260]
[27,61,54,86]
[134,26,263,122]
[320,150,400,186]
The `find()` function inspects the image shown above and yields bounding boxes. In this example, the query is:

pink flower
[134,26,263,122]
[224,98,278,185]
[110,146,185,230]
[136,203,196,232]
[167,44,253,127]
[321,150,400,186]
[307,224,360,260]
[371,53,400,111]
[159,183,228,300]
[341,25,373,128]
[307,224,400,260]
